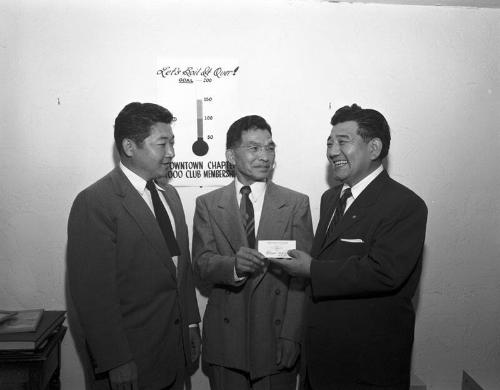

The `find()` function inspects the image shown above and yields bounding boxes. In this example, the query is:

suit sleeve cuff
[233,264,247,282]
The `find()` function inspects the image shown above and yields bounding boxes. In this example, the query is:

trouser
[303,371,409,390]
[89,365,185,390]
[160,366,186,390]
[208,364,297,390]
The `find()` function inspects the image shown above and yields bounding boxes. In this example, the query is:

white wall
[1,1,499,389]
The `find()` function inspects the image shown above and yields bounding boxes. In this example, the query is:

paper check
[258,240,296,259]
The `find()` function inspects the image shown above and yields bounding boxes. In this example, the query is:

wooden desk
[0,326,66,390]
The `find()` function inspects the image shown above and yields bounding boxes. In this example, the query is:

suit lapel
[111,168,177,279]
[311,188,341,257]
[257,182,288,241]
[212,183,247,254]
[317,170,389,257]
[161,185,186,284]
[212,182,289,291]
[251,182,288,291]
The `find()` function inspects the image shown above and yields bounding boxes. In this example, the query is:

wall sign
[156,59,240,186]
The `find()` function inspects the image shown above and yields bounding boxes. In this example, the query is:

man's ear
[226,149,235,165]
[122,138,136,157]
[369,138,382,161]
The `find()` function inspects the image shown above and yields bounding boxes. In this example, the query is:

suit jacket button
[275,289,281,295]
[274,319,281,326]
[224,317,230,324]
[225,290,231,295]
[174,318,180,325]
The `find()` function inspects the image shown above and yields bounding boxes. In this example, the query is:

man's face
[129,122,175,181]
[327,120,377,186]
[227,129,275,185]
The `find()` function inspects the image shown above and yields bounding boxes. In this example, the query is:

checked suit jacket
[192,181,313,380]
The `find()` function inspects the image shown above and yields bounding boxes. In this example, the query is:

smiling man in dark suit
[67,102,200,390]
[271,104,428,390]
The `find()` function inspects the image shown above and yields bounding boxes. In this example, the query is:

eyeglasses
[238,144,276,154]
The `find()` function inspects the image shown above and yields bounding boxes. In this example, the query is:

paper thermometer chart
[156,59,240,186]
[192,99,209,156]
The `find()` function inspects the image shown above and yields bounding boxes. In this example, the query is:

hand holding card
[258,240,296,259]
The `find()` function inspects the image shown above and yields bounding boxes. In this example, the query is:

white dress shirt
[235,179,267,235]
[120,163,200,328]
[327,165,384,230]
[120,162,178,269]
[343,164,384,213]
[233,179,267,281]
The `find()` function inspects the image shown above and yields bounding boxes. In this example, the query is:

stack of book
[0,309,66,351]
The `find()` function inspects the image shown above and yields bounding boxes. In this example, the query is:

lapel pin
[352,215,357,219]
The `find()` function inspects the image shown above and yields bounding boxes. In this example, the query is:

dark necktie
[240,186,256,248]
[326,187,352,238]
[146,180,181,256]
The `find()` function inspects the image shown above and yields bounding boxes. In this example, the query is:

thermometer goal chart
[156,59,240,186]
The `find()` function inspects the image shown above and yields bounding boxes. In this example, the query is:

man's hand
[235,247,268,277]
[276,338,300,369]
[108,361,138,390]
[189,326,201,363]
[268,249,312,277]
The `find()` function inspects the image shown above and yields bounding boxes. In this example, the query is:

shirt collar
[342,164,384,199]
[235,179,267,202]
[119,162,164,194]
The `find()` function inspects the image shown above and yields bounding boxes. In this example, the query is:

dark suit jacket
[67,167,200,390]
[306,170,427,389]
[192,181,313,379]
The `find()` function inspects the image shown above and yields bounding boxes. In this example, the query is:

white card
[258,240,296,259]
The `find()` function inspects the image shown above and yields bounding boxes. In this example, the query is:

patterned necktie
[240,186,256,248]
[146,180,181,256]
[326,187,352,238]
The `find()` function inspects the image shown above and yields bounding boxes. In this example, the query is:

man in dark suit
[271,104,428,389]
[192,115,313,390]
[67,102,201,390]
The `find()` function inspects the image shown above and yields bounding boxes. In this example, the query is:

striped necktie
[240,186,256,248]
[326,187,352,239]
[146,180,181,256]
